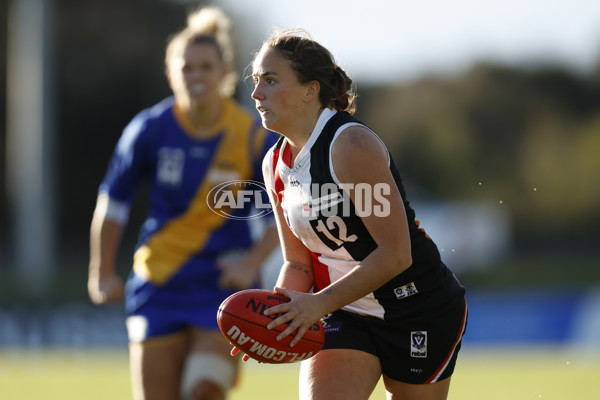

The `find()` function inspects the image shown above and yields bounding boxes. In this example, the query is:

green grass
[0,347,597,399]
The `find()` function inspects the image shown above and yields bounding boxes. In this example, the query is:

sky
[220,0,600,84]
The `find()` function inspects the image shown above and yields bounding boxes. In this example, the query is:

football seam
[220,310,325,345]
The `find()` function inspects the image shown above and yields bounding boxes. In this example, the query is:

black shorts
[321,294,468,384]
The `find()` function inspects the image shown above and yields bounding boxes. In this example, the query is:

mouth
[257,105,269,114]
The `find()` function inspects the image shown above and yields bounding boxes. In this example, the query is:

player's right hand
[88,274,124,304]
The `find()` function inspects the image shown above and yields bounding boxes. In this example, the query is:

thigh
[189,326,236,356]
[129,331,190,400]
[383,375,451,400]
[299,349,382,400]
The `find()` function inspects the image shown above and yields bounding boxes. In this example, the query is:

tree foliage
[357,63,600,241]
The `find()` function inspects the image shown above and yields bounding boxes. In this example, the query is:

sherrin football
[217,289,325,364]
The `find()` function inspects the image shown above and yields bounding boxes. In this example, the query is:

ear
[222,64,232,78]
[304,81,320,103]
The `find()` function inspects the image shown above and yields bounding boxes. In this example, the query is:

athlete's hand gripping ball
[217,289,325,363]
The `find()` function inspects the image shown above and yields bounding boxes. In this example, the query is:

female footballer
[87,6,279,400]
[243,29,468,400]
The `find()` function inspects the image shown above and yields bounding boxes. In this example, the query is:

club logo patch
[157,148,185,187]
[411,331,427,358]
[394,282,418,299]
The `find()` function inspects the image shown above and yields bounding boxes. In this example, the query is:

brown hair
[165,6,237,97]
[256,29,357,114]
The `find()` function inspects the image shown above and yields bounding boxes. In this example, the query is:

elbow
[378,244,412,277]
[393,246,412,274]
[398,254,412,273]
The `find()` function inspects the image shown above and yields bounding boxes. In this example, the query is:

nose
[251,83,263,101]
[186,69,204,83]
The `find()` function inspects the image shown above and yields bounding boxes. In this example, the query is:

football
[217,289,325,364]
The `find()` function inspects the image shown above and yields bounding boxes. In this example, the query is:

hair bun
[186,6,231,37]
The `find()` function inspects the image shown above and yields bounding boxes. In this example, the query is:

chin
[189,94,209,103]
[261,117,279,133]
[264,123,282,135]
[260,117,272,129]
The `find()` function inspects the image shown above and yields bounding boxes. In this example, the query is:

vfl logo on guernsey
[410,331,427,358]
[207,180,274,220]
[157,148,185,187]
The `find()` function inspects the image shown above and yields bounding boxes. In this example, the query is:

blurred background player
[87,6,279,400]
[246,30,468,399]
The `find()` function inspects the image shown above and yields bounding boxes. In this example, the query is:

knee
[180,353,236,400]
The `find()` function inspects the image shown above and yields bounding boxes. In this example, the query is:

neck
[283,107,325,165]
[285,107,324,151]
[182,98,224,138]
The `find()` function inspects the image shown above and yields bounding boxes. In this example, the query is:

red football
[217,289,325,364]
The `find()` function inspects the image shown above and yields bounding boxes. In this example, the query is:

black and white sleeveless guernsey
[264,108,465,321]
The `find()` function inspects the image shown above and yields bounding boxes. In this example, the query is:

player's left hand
[217,257,257,290]
[263,287,327,347]
[216,250,259,290]
[87,273,124,304]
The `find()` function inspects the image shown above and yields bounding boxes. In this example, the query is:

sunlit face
[167,42,227,108]
[251,48,309,134]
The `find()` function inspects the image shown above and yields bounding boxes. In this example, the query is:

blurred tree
[358,63,600,251]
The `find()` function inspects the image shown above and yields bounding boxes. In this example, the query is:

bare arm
[311,125,412,310]
[88,193,125,304]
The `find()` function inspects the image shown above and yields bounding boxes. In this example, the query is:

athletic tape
[181,353,236,399]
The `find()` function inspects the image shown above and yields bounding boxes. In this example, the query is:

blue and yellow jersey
[99,96,279,313]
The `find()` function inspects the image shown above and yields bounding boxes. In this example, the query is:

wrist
[314,286,343,316]
[88,262,115,278]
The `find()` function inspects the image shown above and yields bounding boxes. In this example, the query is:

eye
[200,61,216,72]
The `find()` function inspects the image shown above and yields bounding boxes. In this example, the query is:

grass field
[0,347,597,399]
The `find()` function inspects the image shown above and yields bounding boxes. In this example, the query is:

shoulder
[128,97,174,132]
[332,124,388,162]
[117,97,173,153]
[330,124,390,182]
[134,96,175,128]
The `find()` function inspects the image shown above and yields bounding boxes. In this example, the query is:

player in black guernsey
[238,29,468,400]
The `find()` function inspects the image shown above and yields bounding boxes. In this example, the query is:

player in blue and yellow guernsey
[87,7,279,400]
